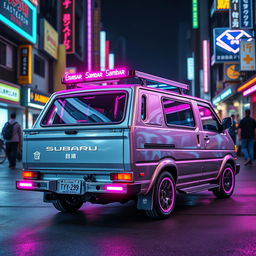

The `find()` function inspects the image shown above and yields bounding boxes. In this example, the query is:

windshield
[41,91,127,126]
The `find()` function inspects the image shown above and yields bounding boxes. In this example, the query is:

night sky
[101,0,192,80]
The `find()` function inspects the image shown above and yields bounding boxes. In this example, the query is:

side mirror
[221,117,232,130]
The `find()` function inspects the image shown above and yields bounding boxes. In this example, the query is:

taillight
[22,171,39,179]
[110,173,133,182]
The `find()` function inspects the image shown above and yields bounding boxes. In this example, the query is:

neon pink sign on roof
[63,68,129,83]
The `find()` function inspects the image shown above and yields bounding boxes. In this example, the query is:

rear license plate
[57,180,82,194]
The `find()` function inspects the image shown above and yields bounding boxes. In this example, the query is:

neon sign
[212,88,232,105]
[61,0,75,54]
[0,0,37,43]
[243,84,256,96]
[87,0,92,70]
[213,28,253,63]
[63,68,129,84]
[202,40,210,93]
[192,0,198,29]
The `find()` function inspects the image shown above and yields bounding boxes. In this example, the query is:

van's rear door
[23,128,125,171]
[23,90,132,171]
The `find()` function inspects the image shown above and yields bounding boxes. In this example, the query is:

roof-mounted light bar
[62,68,189,91]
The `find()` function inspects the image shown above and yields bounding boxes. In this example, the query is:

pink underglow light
[87,0,92,71]
[17,181,33,189]
[203,40,210,93]
[105,185,124,192]
[243,84,256,96]
[63,68,129,83]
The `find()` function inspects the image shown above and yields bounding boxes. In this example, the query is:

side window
[141,95,147,121]
[198,105,220,132]
[162,98,195,127]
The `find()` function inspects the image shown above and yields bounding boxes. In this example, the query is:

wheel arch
[217,154,236,179]
[146,158,178,194]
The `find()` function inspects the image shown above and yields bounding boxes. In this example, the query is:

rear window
[41,92,127,126]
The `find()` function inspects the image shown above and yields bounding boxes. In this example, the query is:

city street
[0,159,255,256]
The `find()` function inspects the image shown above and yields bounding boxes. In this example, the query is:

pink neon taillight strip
[87,0,92,71]
[105,186,124,192]
[17,182,33,189]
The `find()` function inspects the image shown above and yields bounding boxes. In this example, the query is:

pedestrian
[228,114,237,144]
[238,109,256,166]
[1,113,22,169]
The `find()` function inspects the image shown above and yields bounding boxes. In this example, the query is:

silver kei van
[16,69,240,219]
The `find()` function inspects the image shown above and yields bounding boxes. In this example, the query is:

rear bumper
[16,179,141,195]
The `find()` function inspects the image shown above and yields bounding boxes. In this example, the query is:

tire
[213,164,235,199]
[146,171,176,219]
[53,196,84,212]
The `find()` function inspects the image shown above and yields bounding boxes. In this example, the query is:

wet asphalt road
[0,159,256,256]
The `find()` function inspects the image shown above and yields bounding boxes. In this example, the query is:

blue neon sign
[240,0,253,29]
[0,0,37,44]
[213,28,253,63]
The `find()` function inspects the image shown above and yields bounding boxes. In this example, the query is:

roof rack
[62,68,189,93]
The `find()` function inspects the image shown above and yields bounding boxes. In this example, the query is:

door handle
[65,130,78,135]
[204,136,210,141]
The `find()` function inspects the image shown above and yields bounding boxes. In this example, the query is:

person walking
[228,114,237,144]
[238,109,256,166]
[1,113,22,169]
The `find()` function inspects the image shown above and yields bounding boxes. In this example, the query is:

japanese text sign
[230,0,240,29]
[61,0,75,54]
[213,28,253,63]
[240,39,256,71]
[240,0,253,29]
[216,0,230,10]
[18,45,32,84]
[0,0,37,43]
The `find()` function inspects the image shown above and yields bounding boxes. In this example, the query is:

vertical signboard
[18,45,32,84]
[192,0,198,29]
[187,57,194,81]
[42,19,58,59]
[240,0,253,29]
[230,0,240,29]
[61,0,75,54]
[240,39,256,71]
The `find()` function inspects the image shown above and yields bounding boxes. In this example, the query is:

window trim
[197,103,222,133]
[141,94,147,121]
[40,90,129,127]
[161,97,196,130]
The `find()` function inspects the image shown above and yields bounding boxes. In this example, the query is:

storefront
[212,85,237,119]
[237,75,256,119]
[22,88,50,128]
[0,81,23,131]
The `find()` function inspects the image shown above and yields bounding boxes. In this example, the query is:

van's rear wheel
[53,196,84,212]
[146,171,176,219]
[213,164,235,199]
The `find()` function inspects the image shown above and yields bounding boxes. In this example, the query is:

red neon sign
[61,0,75,54]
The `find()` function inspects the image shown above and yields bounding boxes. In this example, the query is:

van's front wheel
[53,196,84,212]
[146,171,176,219]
